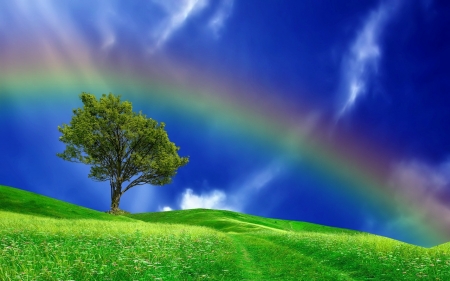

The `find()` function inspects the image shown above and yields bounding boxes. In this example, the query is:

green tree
[57,93,188,213]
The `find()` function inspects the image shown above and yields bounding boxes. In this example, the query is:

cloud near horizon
[159,206,173,212]
[386,158,450,238]
[180,188,235,210]
[178,163,280,212]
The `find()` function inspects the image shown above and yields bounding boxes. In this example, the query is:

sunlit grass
[0,185,133,221]
[128,208,357,235]
[238,230,450,280]
[1,184,450,280]
[0,211,243,280]
[3,210,449,280]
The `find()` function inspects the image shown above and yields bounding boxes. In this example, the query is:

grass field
[1,184,449,280]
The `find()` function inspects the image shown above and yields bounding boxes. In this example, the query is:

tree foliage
[57,93,188,212]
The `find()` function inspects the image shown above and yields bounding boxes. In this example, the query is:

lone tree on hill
[57,93,188,213]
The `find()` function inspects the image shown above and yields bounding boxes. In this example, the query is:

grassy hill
[1,184,449,280]
[128,208,358,235]
[0,185,133,221]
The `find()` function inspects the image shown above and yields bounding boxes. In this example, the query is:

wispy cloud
[149,0,208,51]
[3,1,234,55]
[208,0,234,38]
[386,158,450,243]
[96,0,234,52]
[226,161,282,213]
[149,0,234,50]
[241,164,281,191]
[337,1,400,117]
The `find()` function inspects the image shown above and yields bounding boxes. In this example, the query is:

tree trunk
[110,181,122,212]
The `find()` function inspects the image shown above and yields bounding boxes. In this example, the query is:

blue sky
[0,0,449,246]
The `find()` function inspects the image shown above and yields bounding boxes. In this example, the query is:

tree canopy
[57,93,188,213]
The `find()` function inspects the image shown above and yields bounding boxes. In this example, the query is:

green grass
[0,211,242,280]
[1,184,450,280]
[0,185,133,221]
[128,208,358,235]
[235,231,450,280]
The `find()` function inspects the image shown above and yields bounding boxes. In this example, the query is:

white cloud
[180,188,234,210]
[337,1,401,117]
[160,206,173,211]
[178,162,281,213]
[208,0,234,38]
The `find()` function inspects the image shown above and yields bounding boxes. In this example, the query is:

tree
[57,93,188,213]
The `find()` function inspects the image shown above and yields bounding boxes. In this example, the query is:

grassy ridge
[0,185,133,221]
[1,184,450,280]
[128,208,358,235]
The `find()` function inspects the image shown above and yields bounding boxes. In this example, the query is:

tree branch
[121,174,155,195]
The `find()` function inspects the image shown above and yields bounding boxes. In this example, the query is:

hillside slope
[0,185,133,221]
[2,184,450,280]
[128,208,358,235]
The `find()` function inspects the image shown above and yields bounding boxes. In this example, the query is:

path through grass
[231,234,355,280]
[252,231,450,280]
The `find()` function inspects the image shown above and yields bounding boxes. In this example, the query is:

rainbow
[1,50,449,247]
